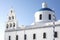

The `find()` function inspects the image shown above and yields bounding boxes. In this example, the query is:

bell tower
[6,8,18,29]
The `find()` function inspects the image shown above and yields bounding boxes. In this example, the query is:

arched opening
[16,35,18,40]
[33,34,36,39]
[43,32,46,38]
[9,36,11,40]
[11,10,13,13]
[9,17,11,20]
[13,23,15,27]
[12,16,14,19]
[54,32,58,38]
[39,14,42,20]
[10,23,12,27]
[24,34,26,40]
[6,24,8,28]
[49,14,51,20]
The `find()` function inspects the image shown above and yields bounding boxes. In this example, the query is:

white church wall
[5,31,16,40]
[5,27,53,40]
[17,31,24,40]
[25,27,53,40]
[5,30,24,40]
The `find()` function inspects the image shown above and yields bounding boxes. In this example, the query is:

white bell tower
[34,2,56,23]
[6,8,18,29]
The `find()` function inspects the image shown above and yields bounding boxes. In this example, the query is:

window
[13,23,15,27]
[9,17,11,20]
[12,16,14,19]
[24,34,26,40]
[43,33,46,38]
[16,35,18,40]
[49,14,51,20]
[9,36,11,40]
[11,10,12,13]
[54,32,57,38]
[39,14,42,20]
[10,23,12,27]
[6,24,8,28]
[33,34,36,39]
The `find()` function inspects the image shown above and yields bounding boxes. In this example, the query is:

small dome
[39,2,54,12]
[42,2,47,8]
[39,8,54,12]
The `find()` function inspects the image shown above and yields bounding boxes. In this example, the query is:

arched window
[9,36,11,40]
[43,32,46,38]
[33,34,36,39]
[11,10,12,13]
[10,23,12,27]
[49,14,51,20]
[13,23,15,27]
[39,14,42,20]
[12,16,14,19]
[9,17,11,20]
[24,34,26,40]
[6,24,8,28]
[16,35,18,40]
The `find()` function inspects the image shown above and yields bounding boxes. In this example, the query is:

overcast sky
[0,0,60,40]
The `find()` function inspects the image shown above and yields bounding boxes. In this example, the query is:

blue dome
[39,8,54,12]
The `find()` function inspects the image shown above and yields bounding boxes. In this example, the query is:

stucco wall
[5,27,55,40]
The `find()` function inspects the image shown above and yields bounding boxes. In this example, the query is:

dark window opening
[33,34,36,39]
[43,33,46,38]
[39,14,42,20]
[24,34,26,40]
[9,17,11,20]
[10,23,12,27]
[12,16,14,19]
[13,23,15,27]
[49,14,51,20]
[9,36,11,40]
[11,10,12,13]
[6,24,8,28]
[16,35,18,40]
[54,32,57,38]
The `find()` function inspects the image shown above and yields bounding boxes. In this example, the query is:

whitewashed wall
[5,27,55,40]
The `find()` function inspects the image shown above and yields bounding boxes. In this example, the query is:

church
[5,2,60,40]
